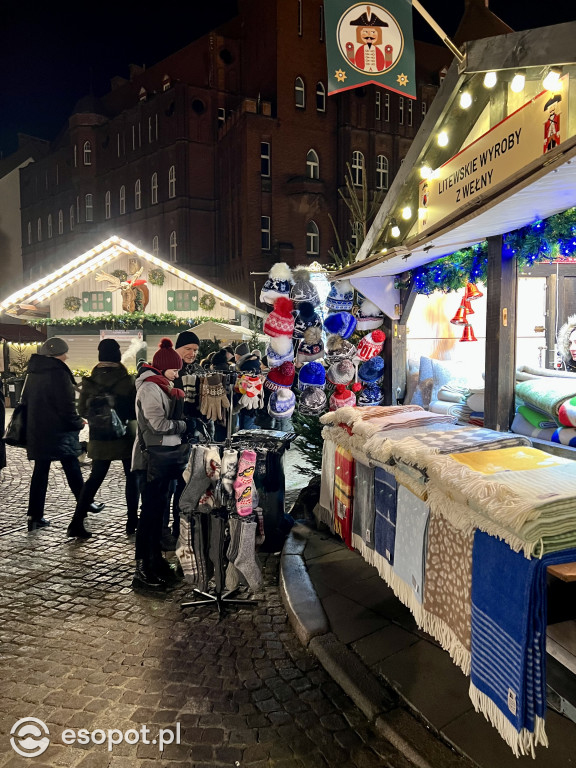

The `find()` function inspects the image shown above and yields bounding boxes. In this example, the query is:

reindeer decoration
[95,266,150,313]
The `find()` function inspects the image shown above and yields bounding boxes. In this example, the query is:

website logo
[10,717,50,757]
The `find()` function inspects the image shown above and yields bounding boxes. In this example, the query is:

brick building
[18,0,449,304]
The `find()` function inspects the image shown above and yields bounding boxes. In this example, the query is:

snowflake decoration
[396,73,409,87]
[335,69,347,83]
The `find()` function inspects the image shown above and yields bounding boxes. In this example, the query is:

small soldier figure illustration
[543,94,561,153]
[349,5,390,73]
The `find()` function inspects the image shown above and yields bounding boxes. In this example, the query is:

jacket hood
[87,363,130,387]
[27,353,70,375]
[557,314,576,360]
[135,367,161,392]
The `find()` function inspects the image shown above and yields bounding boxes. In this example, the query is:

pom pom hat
[356,329,386,361]
[325,279,354,311]
[323,311,357,339]
[298,361,326,390]
[327,358,355,386]
[296,326,324,363]
[356,299,384,331]
[329,384,357,411]
[260,262,293,306]
[266,337,294,367]
[152,338,183,371]
[290,268,320,308]
[299,386,327,416]
[325,334,356,364]
[358,382,385,406]
[358,355,385,383]
[268,388,296,419]
[293,301,322,339]
[263,296,295,337]
[264,361,296,391]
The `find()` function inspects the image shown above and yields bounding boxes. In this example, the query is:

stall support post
[484,234,517,432]
[382,277,415,405]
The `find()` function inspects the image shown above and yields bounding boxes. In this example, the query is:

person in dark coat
[70,339,138,538]
[24,338,86,531]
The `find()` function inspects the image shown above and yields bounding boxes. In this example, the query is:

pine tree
[292,410,324,477]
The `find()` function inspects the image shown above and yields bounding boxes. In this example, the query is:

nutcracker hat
[357,382,385,407]
[263,297,295,337]
[329,384,357,412]
[297,361,326,391]
[327,358,355,386]
[323,311,357,340]
[299,386,327,416]
[356,329,386,361]
[266,337,294,368]
[152,337,183,371]
[264,361,296,391]
[268,388,296,420]
[358,355,385,383]
[259,262,293,306]
[290,268,320,308]
[325,334,357,365]
[296,327,324,364]
[293,301,322,339]
[356,299,384,331]
[325,279,354,311]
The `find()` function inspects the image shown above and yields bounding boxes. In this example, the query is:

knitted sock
[220,449,238,496]
[179,445,210,516]
[198,488,215,513]
[235,484,253,516]
[175,517,198,583]
[204,447,221,483]
[232,520,262,591]
[208,510,227,594]
[226,517,241,573]
[225,560,243,592]
[251,483,259,510]
[233,449,257,491]
[192,511,212,592]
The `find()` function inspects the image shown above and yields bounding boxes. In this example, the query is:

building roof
[0,323,46,343]
[453,0,514,47]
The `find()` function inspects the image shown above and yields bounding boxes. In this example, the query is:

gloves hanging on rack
[237,374,264,410]
[200,374,230,423]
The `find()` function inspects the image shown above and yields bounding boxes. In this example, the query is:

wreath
[112,269,128,282]
[148,268,165,286]
[199,294,216,312]
[64,296,81,313]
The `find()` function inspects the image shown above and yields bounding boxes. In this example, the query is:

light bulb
[511,72,525,93]
[483,71,497,88]
[420,165,432,179]
[437,131,448,147]
[543,67,562,91]
[391,224,401,238]
[459,91,472,109]
[401,206,412,220]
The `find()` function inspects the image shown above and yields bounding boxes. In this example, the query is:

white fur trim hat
[260,263,293,306]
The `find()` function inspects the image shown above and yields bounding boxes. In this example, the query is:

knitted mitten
[204,446,221,483]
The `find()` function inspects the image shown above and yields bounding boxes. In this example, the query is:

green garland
[148,268,165,286]
[199,294,216,311]
[27,313,228,328]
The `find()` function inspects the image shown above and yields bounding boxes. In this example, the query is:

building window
[48,214,53,238]
[168,165,176,198]
[384,93,390,121]
[37,218,42,241]
[69,205,75,231]
[85,193,93,221]
[306,220,319,256]
[152,235,159,256]
[73,145,77,167]
[422,101,427,117]
[375,91,381,120]
[351,151,364,187]
[261,142,270,177]
[297,0,302,35]
[83,141,92,165]
[319,5,324,40]
[169,290,199,311]
[27,222,32,245]
[135,179,141,210]
[163,75,171,91]
[169,231,177,262]
[399,97,404,125]
[295,77,305,109]
[261,216,271,251]
[306,149,319,179]
[151,173,158,204]
[105,191,111,219]
[376,155,389,190]
[119,185,126,215]
[58,209,63,234]
[217,107,226,125]
[316,82,326,112]
[82,291,112,312]
[148,116,153,143]
[407,99,413,126]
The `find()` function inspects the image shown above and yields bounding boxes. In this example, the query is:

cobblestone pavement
[0,445,413,768]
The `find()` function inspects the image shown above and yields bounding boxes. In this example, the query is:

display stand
[181,372,260,618]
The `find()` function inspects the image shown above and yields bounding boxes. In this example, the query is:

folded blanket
[466,392,485,412]
[428,399,456,414]
[515,378,576,419]
[437,385,468,403]
[320,404,423,427]
[352,461,376,552]
[510,413,555,441]
[470,530,576,757]
[517,404,558,430]
[334,446,354,550]
[352,409,457,439]
[552,426,576,447]
[373,467,397,564]
[392,484,430,606]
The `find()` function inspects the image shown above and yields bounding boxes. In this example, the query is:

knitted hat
[235,342,250,358]
[260,262,293,306]
[211,349,230,370]
[357,382,385,407]
[263,297,295,337]
[264,361,296,391]
[356,329,386,362]
[325,279,354,311]
[299,386,327,416]
[98,338,121,363]
[358,355,385,383]
[290,268,320,308]
[175,330,200,349]
[239,355,261,373]
[266,336,294,367]
[327,358,355,386]
[293,301,322,339]
[39,337,69,357]
[296,326,324,364]
[325,334,357,365]
[298,361,326,391]
[323,311,357,339]
[268,388,296,419]
[329,384,357,411]
[356,299,384,331]
[152,338,183,371]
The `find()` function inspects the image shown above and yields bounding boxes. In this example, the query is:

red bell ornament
[465,282,483,300]
[450,303,468,325]
[463,298,474,315]
[460,323,477,342]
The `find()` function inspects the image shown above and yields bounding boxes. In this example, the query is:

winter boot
[153,556,181,586]
[132,559,164,590]
[126,513,138,536]
[67,516,93,539]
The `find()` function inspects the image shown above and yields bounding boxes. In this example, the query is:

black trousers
[75,458,139,519]
[27,457,84,519]
[135,475,171,562]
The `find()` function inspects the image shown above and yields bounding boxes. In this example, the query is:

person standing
[557,315,576,372]
[69,339,138,538]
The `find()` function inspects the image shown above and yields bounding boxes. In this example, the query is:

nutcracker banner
[325,1,416,99]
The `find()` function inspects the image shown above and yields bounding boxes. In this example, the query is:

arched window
[119,185,126,215]
[306,220,319,256]
[37,218,42,241]
[316,82,326,112]
[168,166,176,198]
[83,140,92,165]
[105,191,111,220]
[151,172,158,204]
[152,235,159,256]
[135,179,141,210]
[376,155,389,190]
[169,231,177,262]
[47,214,53,238]
[85,194,93,221]
[306,149,319,179]
[58,209,63,234]
[295,77,305,108]
[69,205,75,231]
[351,151,364,187]
[27,222,32,245]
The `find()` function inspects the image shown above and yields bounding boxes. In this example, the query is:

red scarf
[144,374,185,399]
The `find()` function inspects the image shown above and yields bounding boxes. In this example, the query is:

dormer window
[139,87,147,102]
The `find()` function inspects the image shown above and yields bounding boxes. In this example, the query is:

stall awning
[191,321,268,344]
[0,323,45,343]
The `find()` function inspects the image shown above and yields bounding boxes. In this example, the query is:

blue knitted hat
[266,337,294,367]
[259,263,293,306]
[325,279,354,311]
[297,361,326,390]
[358,355,385,383]
[268,388,296,419]
[293,301,322,339]
[323,311,357,340]
[358,382,385,406]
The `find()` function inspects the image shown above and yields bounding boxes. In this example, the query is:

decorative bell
[460,323,477,342]
[465,282,483,300]
[450,303,468,325]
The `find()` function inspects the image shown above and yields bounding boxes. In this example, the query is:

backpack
[86,391,127,441]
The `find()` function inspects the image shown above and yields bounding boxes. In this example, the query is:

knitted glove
[239,375,264,410]
[200,374,230,422]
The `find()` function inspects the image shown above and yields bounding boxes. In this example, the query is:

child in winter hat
[356,329,386,361]
[329,384,357,411]
[266,336,294,368]
[299,386,327,416]
[290,268,320,308]
[264,361,296,391]
[263,297,295,337]
[297,361,326,391]
[296,327,324,364]
[259,262,293,307]
[293,301,322,339]
[326,358,355,386]
[268,388,296,420]
[325,334,357,365]
[325,279,354,311]
[356,299,384,331]
[323,311,357,339]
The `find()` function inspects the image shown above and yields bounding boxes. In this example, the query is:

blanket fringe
[313,503,334,532]
[421,612,471,675]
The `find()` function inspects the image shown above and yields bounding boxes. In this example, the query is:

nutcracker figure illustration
[543,94,562,154]
[348,5,389,72]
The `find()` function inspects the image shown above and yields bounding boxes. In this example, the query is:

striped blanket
[515,377,576,419]
[334,446,355,550]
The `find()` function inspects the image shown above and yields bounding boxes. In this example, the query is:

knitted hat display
[325,334,357,365]
[325,279,354,311]
[358,355,385,383]
[293,301,322,339]
[39,337,69,357]
[264,361,296,391]
[329,384,357,411]
[296,326,324,364]
[98,338,121,363]
[327,358,355,386]
[299,386,327,416]
[266,336,294,367]
[356,299,384,331]
[323,311,357,339]
[263,297,295,337]
[297,361,326,390]
[357,382,385,407]
[356,329,386,362]
[175,330,200,349]
[259,262,293,306]
[268,388,296,419]
[290,268,320,308]
[152,337,183,371]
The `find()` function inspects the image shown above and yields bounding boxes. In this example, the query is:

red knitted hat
[356,329,386,362]
[264,297,295,337]
[264,361,296,391]
[152,337,183,371]
[329,383,357,411]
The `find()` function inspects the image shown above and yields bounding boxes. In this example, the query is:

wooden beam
[398,275,417,325]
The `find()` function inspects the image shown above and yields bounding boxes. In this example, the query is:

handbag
[145,443,190,483]
[4,376,28,448]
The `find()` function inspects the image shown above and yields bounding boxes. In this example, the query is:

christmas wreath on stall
[199,293,216,312]
[64,296,81,312]
[148,268,165,286]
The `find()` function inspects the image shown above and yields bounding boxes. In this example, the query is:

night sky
[0,1,573,157]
